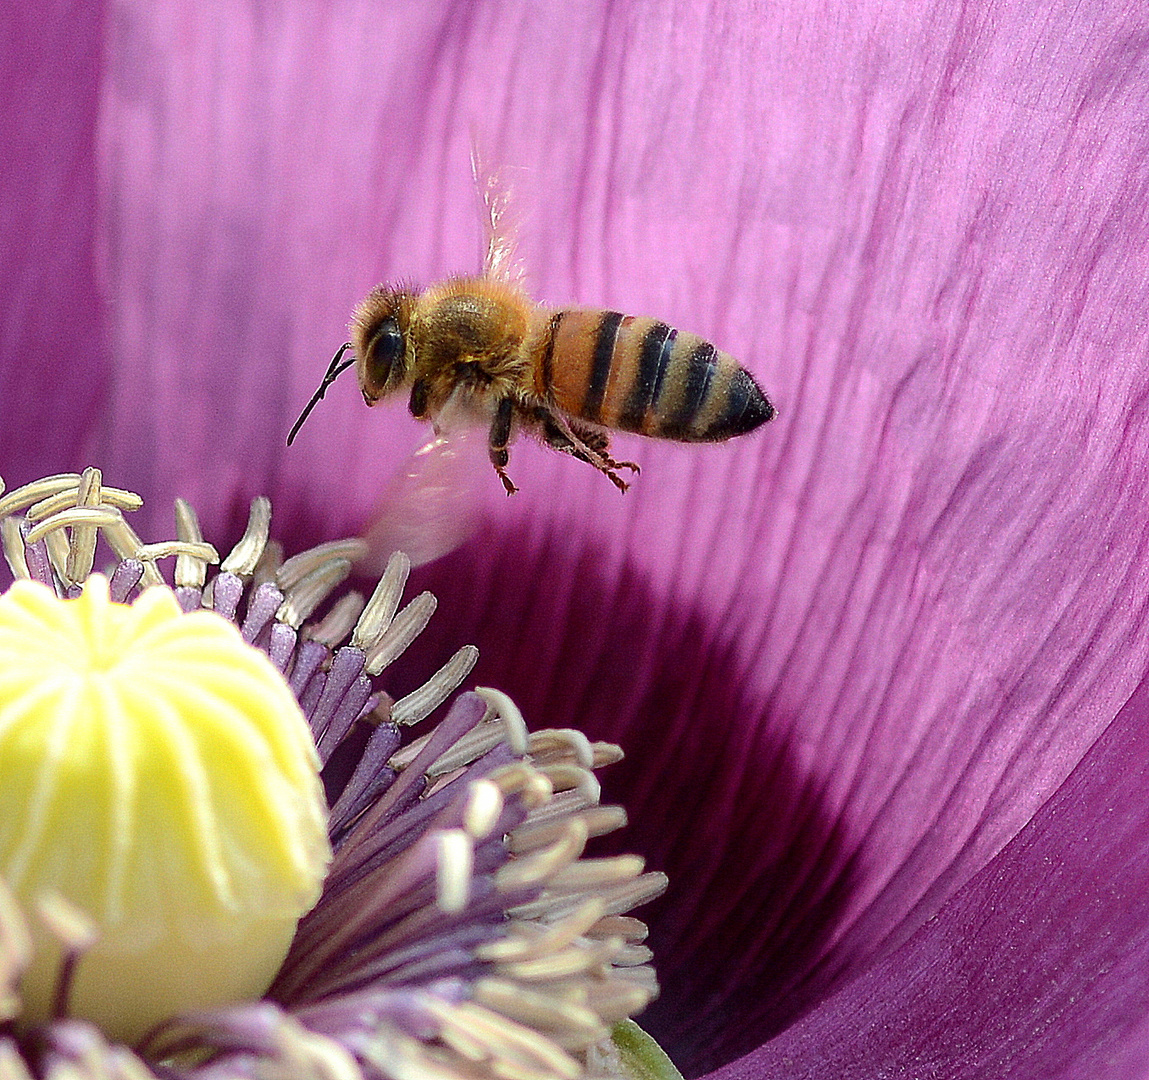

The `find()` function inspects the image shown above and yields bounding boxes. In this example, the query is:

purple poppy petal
[712,670,1149,1080]
[0,3,110,478]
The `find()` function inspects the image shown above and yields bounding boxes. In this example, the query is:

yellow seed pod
[0,576,331,1042]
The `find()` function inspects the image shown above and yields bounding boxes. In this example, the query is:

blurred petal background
[6,2,1149,1078]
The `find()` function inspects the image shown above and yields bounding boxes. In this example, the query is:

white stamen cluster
[0,469,668,1080]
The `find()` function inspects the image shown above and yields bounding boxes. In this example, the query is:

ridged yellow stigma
[0,576,331,1042]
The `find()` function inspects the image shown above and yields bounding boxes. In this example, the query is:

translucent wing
[360,393,492,571]
[471,144,522,285]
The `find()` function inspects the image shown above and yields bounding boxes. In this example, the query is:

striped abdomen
[536,309,774,442]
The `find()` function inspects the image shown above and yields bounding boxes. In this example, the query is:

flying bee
[288,171,775,494]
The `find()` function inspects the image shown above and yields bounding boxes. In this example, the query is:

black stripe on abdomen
[582,311,625,423]
[619,322,675,432]
[666,341,718,436]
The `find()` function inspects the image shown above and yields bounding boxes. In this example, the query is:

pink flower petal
[713,674,1149,1079]
[1,5,109,478]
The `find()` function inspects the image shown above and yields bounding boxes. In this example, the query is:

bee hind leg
[539,410,640,492]
[489,397,519,495]
[575,423,640,475]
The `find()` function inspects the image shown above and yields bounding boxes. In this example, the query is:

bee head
[351,286,417,404]
[285,285,419,446]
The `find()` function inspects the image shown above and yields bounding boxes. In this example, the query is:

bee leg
[495,467,518,495]
[569,424,639,476]
[601,468,631,493]
[538,410,637,492]
[489,397,518,495]
[603,454,641,475]
[567,420,639,475]
[570,429,636,490]
[409,377,431,419]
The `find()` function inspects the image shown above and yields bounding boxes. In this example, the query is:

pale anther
[276,539,367,591]
[23,486,142,523]
[365,591,437,675]
[174,498,208,588]
[36,894,98,954]
[390,644,479,725]
[435,830,473,914]
[23,507,124,547]
[102,517,164,585]
[463,779,504,839]
[276,558,354,629]
[498,938,621,982]
[351,549,411,649]
[476,686,530,755]
[497,819,588,891]
[477,899,606,963]
[0,475,82,518]
[526,728,594,768]
[2,518,29,580]
[510,806,628,855]
[135,541,220,565]
[64,467,102,583]
[305,592,365,648]
[539,764,601,804]
[219,496,272,577]
[472,978,605,1041]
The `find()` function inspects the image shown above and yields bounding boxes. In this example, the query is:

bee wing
[471,144,522,285]
[360,393,491,571]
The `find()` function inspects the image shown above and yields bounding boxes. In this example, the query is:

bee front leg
[489,396,518,495]
[409,377,431,419]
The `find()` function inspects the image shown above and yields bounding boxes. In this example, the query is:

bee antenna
[286,343,357,445]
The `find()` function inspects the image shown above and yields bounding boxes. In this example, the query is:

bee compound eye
[366,317,404,388]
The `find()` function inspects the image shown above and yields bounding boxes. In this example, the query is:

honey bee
[288,172,775,494]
